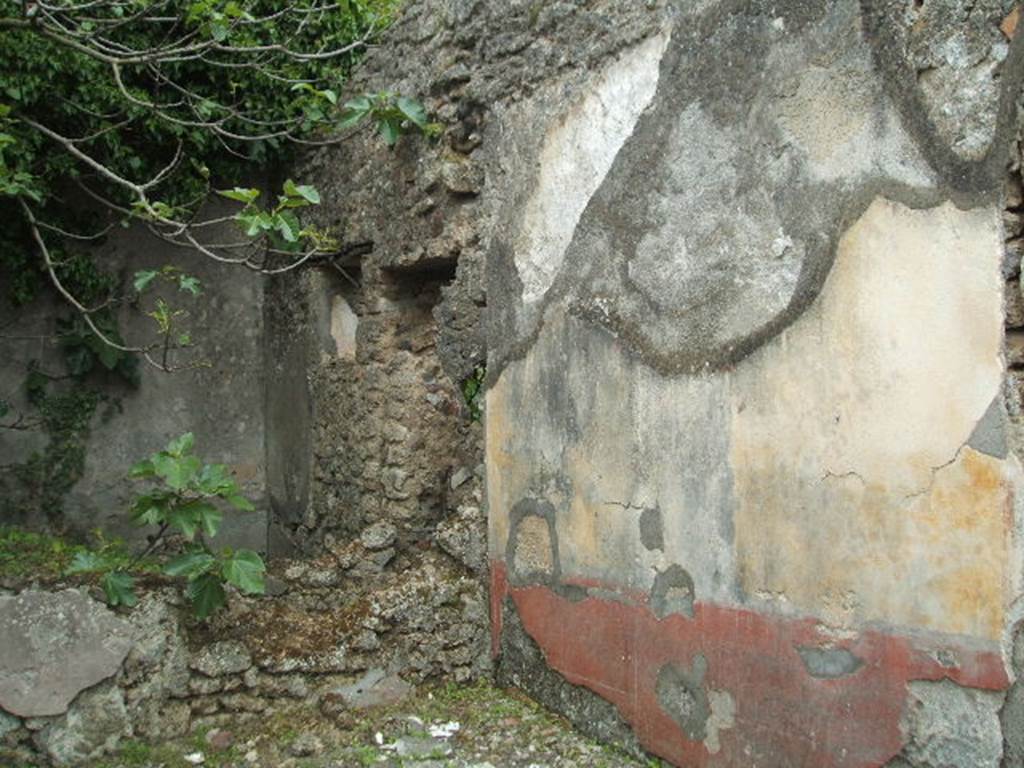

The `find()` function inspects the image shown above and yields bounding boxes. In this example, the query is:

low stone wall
[0,529,490,766]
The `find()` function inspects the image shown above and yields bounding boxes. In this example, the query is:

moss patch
[0,525,156,591]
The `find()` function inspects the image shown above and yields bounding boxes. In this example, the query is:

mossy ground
[0,526,150,589]
[76,680,666,768]
[0,526,108,583]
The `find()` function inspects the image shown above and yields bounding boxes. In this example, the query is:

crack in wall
[820,469,866,484]
[901,443,969,503]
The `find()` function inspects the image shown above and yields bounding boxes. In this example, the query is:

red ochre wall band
[490,562,1009,768]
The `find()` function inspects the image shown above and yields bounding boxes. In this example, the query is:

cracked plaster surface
[731,197,1011,638]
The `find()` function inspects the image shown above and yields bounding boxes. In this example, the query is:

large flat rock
[0,589,134,717]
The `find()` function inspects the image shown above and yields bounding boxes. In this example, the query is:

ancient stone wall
[5,1,1024,765]
[261,0,677,609]
[446,0,1024,765]
[0,213,268,552]
[0,547,488,766]
[0,2,509,727]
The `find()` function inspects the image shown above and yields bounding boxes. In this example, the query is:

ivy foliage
[4,373,103,525]
[0,0,401,304]
[338,90,439,145]
[461,364,486,422]
[58,314,140,384]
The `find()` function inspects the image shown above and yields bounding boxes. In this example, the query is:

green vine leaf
[276,211,302,243]
[217,187,261,204]
[66,549,107,574]
[165,433,195,457]
[192,500,222,538]
[130,492,168,526]
[133,270,158,293]
[379,118,400,146]
[152,453,201,491]
[221,549,265,595]
[283,179,320,205]
[164,551,216,578]
[396,96,428,129]
[178,275,202,296]
[102,571,137,607]
[129,459,156,478]
[167,506,200,540]
[126,432,261,619]
[226,493,254,512]
[187,573,226,618]
[197,463,235,494]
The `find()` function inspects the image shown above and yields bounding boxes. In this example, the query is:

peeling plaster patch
[967,396,1008,459]
[770,47,934,186]
[625,103,806,339]
[512,516,554,580]
[506,498,559,585]
[329,295,358,359]
[1002,623,1024,767]
[651,565,695,620]
[638,506,664,552]
[797,646,863,678]
[704,689,736,755]
[514,31,668,303]
[556,583,588,603]
[655,655,709,743]
[901,680,1004,768]
[906,0,1011,161]
[918,60,1003,160]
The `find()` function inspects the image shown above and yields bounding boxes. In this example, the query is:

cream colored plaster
[329,295,358,359]
[487,309,738,601]
[485,374,519,559]
[490,194,1017,642]
[731,197,1011,639]
[514,31,668,303]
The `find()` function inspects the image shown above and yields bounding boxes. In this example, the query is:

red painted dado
[489,562,1010,768]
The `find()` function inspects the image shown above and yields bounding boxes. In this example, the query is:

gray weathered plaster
[487,0,1024,380]
[0,209,269,552]
[900,680,1005,768]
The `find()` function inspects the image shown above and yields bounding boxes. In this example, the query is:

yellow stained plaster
[731,197,1012,640]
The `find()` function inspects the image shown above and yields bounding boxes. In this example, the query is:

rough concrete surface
[900,680,1005,768]
[1002,622,1024,768]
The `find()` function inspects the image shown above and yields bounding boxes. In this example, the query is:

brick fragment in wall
[218,694,267,714]
[189,697,220,716]
[1008,281,1024,328]
[1009,174,1023,208]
